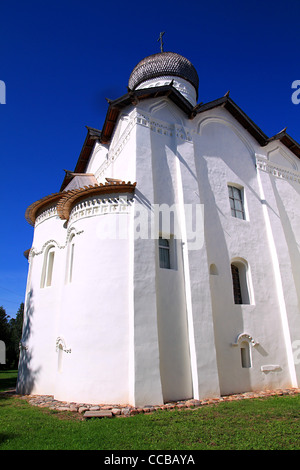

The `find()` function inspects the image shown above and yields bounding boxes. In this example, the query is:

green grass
[0,370,299,450]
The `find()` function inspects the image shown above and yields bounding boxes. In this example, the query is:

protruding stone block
[83,410,113,419]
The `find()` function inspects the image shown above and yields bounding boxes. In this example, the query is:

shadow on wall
[195,155,252,394]
[271,178,300,314]
[16,289,40,395]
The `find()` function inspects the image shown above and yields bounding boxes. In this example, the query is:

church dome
[128,52,199,96]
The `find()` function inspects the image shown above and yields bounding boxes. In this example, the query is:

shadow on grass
[0,433,18,445]
[0,371,18,393]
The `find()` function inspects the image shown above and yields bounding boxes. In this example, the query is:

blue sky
[0,0,299,317]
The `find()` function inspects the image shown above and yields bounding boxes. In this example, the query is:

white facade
[17,52,300,406]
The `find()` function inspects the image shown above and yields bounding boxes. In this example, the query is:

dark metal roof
[128,52,199,96]
[101,84,193,144]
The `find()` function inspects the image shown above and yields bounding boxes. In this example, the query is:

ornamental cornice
[68,195,134,225]
[29,227,84,259]
[256,155,300,184]
[25,192,64,226]
[135,110,193,142]
[57,181,136,222]
[35,205,58,226]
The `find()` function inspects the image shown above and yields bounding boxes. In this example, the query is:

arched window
[209,263,218,275]
[159,237,170,269]
[66,234,75,283]
[240,341,252,368]
[41,245,55,288]
[231,259,252,304]
[56,337,69,373]
[57,343,63,373]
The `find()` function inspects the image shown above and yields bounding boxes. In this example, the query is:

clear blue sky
[0,0,299,317]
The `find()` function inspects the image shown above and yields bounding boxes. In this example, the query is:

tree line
[0,303,24,369]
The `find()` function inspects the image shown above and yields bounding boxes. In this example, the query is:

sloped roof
[27,88,300,227]
[60,126,102,191]
[67,88,300,184]
[62,172,98,191]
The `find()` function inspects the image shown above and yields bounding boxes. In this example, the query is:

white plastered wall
[18,89,300,405]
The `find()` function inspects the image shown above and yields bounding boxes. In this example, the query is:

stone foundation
[13,387,300,418]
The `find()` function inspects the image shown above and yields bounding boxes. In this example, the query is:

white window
[66,234,75,283]
[159,237,171,269]
[41,245,55,288]
[228,185,245,220]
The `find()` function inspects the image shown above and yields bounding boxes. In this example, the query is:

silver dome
[128,52,199,94]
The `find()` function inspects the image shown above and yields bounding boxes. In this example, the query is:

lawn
[0,370,299,450]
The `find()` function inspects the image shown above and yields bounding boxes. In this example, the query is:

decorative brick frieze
[256,155,300,184]
[35,205,58,226]
[68,195,134,225]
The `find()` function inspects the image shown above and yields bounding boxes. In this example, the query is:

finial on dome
[157,31,165,53]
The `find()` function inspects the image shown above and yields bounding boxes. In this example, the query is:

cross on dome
[157,31,165,53]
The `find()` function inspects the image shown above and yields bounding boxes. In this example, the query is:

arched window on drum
[66,233,75,283]
[41,245,55,288]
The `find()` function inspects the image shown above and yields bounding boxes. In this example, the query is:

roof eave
[196,96,300,158]
[196,96,268,146]
[267,131,300,158]
[100,85,194,144]
[60,126,102,191]
[60,91,300,190]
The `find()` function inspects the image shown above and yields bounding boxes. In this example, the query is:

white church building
[17,50,300,407]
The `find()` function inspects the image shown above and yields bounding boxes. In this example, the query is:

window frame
[240,341,252,368]
[66,233,75,284]
[228,184,246,220]
[41,245,55,288]
[230,258,253,305]
[231,263,243,304]
[159,237,171,269]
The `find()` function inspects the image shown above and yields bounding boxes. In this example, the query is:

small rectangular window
[228,185,245,220]
[68,243,75,283]
[159,237,170,269]
[231,264,243,304]
[241,342,251,368]
[41,246,55,288]
[46,251,55,287]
